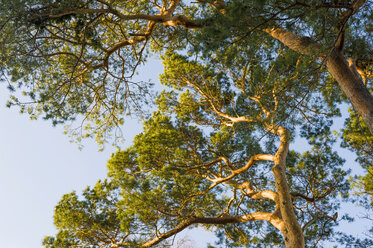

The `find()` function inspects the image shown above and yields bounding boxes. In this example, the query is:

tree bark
[270,126,305,248]
[326,50,373,134]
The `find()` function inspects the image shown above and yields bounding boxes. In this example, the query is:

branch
[27,0,200,74]
[249,190,278,202]
[264,25,324,58]
[141,212,283,247]
[185,156,229,170]
[291,189,334,203]
[27,0,200,28]
[229,180,279,202]
[302,212,338,233]
[207,154,274,185]
[177,153,274,216]
[339,0,367,22]
[161,14,202,28]
[355,57,373,85]
[185,79,257,124]
[266,1,366,54]
[335,0,367,51]
[265,123,305,246]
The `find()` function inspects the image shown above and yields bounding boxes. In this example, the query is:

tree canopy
[1,0,373,247]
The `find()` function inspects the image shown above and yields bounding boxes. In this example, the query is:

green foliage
[1,0,371,146]
[342,110,373,169]
[42,180,143,247]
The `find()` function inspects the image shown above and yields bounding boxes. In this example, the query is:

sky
[0,100,112,248]
[0,57,371,248]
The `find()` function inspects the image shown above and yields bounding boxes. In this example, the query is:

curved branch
[178,153,274,216]
[141,212,283,247]
[265,124,305,247]
[208,154,274,185]
[302,212,338,233]
[291,186,335,203]
[185,79,257,124]
[229,181,279,202]
[263,11,373,135]
[249,190,278,202]
[27,0,200,28]
[185,156,229,170]
[355,57,373,85]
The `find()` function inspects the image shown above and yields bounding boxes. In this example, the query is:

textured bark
[269,126,305,248]
[264,27,324,57]
[326,50,373,134]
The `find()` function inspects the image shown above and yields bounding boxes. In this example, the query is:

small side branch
[302,212,338,233]
[184,79,257,125]
[229,180,279,202]
[206,154,274,185]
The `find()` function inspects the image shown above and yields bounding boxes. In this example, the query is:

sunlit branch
[185,156,229,170]
[227,180,279,202]
[185,79,257,125]
[27,0,199,28]
[264,25,325,59]
[141,212,283,247]
[205,154,274,184]
[177,153,273,215]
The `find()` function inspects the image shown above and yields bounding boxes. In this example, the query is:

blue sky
[0,86,112,248]
[0,57,371,248]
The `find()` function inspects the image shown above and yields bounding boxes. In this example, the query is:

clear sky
[0,87,112,248]
[0,57,371,248]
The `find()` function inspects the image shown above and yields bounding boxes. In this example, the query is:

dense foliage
[1,0,372,247]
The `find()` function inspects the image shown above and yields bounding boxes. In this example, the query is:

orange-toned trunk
[326,50,373,134]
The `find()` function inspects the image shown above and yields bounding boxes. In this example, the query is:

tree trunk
[326,50,373,134]
[270,126,305,248]
[273,161,305,248]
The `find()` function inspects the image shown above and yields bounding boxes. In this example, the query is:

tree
[0,0,372,247]
[44,50,352,247]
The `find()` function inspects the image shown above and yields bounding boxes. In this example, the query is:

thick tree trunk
[273,164,305,248]
[270,126,305,248]
[326,50,373,134]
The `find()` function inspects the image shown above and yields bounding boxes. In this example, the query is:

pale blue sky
[0,57,371,248]
[0,88,113,248]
